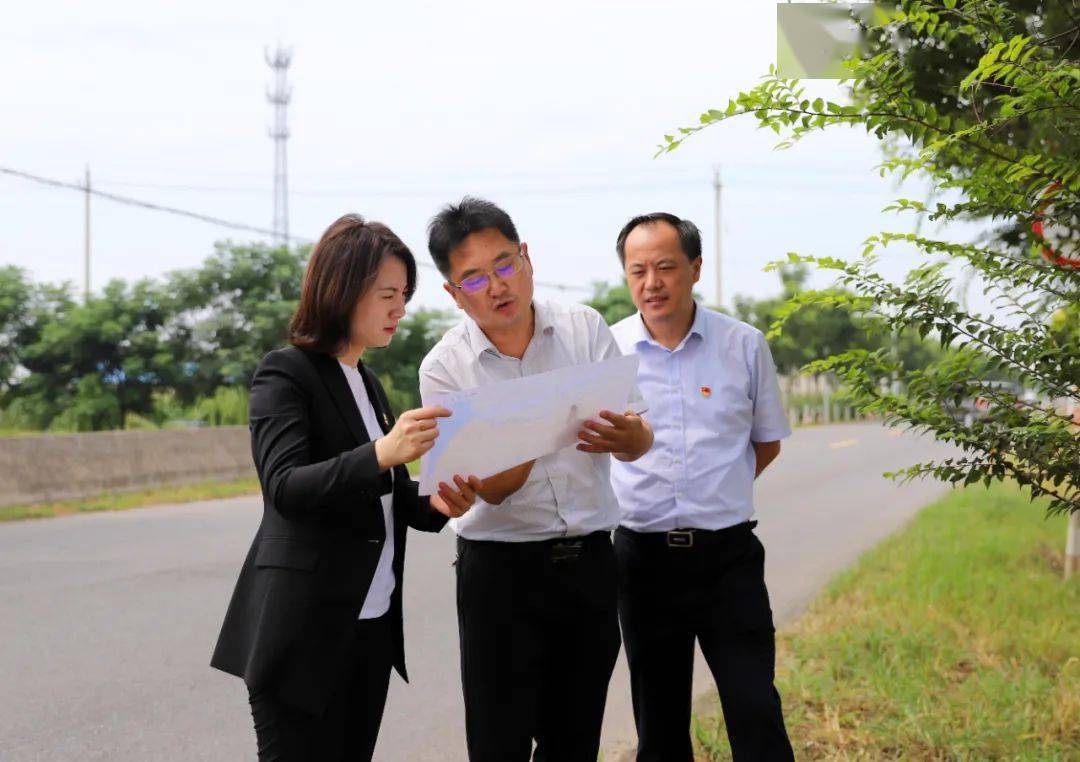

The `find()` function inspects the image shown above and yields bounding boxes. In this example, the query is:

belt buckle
[550,540,583,563]
[666,530,694,548]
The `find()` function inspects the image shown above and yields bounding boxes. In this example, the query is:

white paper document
[418,354,640,495]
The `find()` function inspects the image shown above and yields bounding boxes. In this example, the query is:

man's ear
[691,256,702,285]
[443,281,464,310]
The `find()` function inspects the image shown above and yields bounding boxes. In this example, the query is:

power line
[85,156,893,186]
[87,169,901,199]
[0,165,591,293]
[89,178,708,198]
[1,166,309,242]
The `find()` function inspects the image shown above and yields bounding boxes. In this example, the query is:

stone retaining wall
[0,426,255,507]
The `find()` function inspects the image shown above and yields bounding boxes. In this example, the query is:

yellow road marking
[829,438,859,450]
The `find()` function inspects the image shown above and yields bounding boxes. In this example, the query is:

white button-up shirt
[419,300,640,542]
[609,303,791,532]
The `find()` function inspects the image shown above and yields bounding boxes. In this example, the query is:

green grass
[693,483,1080,760]
[0,477,261,522]
[0,428,49,438]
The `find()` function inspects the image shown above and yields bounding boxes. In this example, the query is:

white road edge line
[829,438,859,449]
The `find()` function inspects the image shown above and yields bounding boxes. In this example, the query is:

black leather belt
[459,530,610,562]
[666,529,695,548]
[618,521,757,549]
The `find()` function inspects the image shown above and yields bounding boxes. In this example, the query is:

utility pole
[713,165,723,308]
[84,165,91,303]
[266,45,292,246]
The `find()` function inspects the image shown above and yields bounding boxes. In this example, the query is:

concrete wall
[0,426,256,507]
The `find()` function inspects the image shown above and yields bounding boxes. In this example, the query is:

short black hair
[427,197,520,277]
[615,212,702,265]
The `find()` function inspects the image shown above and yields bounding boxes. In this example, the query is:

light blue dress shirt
[609,303,791,532]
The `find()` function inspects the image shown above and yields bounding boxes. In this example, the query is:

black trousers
[614,522,794,762]
[247,614,394,762]
[455,531,621,761]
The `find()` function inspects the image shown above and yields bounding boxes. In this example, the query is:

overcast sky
[3,1,959,313]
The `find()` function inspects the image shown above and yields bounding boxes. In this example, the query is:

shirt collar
[465,301,554,359]
[632,300,707,351]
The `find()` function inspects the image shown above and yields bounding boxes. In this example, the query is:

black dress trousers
[455,531,621,762]
[246,614,394,762]
[614,522,794,762]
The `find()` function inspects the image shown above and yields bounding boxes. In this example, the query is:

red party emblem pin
[700,386,712,397]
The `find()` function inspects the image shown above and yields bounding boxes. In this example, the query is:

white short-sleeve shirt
[419,300,642,542]
[609,303,791,532]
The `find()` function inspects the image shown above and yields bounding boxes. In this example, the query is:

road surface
[0,422,957,760]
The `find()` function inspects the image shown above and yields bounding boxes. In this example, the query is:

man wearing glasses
[419,197,653,761]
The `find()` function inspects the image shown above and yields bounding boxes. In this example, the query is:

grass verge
[2,461,422,522]
[0,477,261,522]
[693,483,1080,760]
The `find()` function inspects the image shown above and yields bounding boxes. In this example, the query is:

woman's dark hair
[427,196,520,277]
[289,213,417,355]
[615,212,702,265]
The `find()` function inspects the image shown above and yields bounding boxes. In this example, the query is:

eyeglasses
[449,245,527,295]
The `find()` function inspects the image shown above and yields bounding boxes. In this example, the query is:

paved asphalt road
[0,422,958,761]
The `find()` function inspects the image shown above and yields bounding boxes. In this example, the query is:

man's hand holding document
[418,354,641,495]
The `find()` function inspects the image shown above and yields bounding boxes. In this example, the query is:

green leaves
[655,0,1080,514]
[2,242,313,431]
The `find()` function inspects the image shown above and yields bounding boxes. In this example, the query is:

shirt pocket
[698,375,754,435]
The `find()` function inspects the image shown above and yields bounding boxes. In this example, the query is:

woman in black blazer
[211,214,479,761]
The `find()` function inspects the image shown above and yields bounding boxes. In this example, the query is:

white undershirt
[338,361,396,620]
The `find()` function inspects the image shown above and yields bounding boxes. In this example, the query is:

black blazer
[210,346,447,715]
